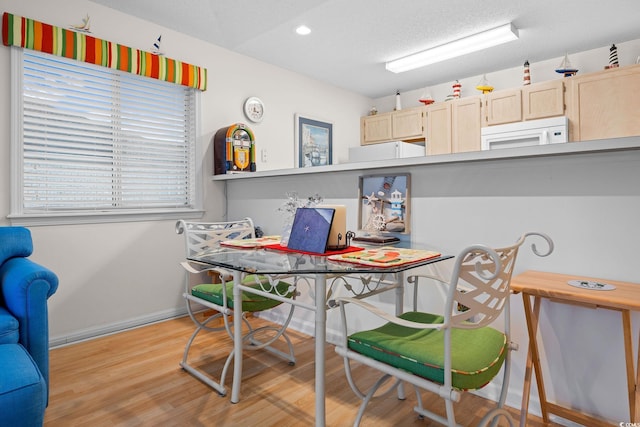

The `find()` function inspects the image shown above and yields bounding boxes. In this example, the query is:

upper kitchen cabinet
[522,80,565,120]
[565,63,640,141]
[361,106,425,145]
[426,102,452,155]
[426,96,482,155]
[360,113,392,145]
[485,88,522,126]
[452,96,483,153]
[485,80,565,126]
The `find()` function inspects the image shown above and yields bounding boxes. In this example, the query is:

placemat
[220,236,281,248]
[328,247,441,267]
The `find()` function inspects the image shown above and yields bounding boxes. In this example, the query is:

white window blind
[12,49,198,222]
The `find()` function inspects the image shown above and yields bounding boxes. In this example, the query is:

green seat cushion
[347,311,507,391]
[191,275,293,312]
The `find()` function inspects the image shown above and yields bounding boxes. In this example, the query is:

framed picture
[295,114,333,168]
[358,173,410,234]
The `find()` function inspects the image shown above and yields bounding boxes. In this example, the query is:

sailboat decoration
[555,52,578,77]
[476,74,494,94]
[151,35,163,55]
[70,14,91,33]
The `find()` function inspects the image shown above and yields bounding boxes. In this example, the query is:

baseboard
[49,307,188,348]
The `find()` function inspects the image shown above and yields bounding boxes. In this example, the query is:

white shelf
[211,136,640,181]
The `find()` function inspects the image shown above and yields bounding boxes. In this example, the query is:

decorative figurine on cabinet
[607,44,619,69]
[523,60,531,85]
[452,80,461,98]
[476,74,494,94]
[213,123,256,175]
[555,53,578,77]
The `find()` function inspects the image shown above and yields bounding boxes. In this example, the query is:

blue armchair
[0,227,59,427]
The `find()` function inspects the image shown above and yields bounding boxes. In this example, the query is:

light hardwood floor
[45,316,559,426]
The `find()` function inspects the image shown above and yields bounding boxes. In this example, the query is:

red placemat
[264,243,363,256]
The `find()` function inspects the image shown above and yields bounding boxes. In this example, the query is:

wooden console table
[511,270,640,426]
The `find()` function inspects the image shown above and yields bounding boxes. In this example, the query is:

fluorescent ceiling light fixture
[385,23,519,73]
[295,25,311,35]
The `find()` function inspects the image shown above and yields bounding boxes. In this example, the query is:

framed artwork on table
[295,114,333,168]
[358,173,410,235]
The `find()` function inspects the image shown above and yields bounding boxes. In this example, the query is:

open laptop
[287,207,335,254]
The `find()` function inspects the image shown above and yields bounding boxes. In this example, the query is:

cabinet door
[485,88,522,125]
[426,102,452,155]
[360,113,392,145]
[566,64,640,141]
[452,97,482,153]
[392,106,425,140]
[523,80,564,120]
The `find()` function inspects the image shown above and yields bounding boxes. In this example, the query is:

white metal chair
[334,232,553,426]
[176,218,296,397]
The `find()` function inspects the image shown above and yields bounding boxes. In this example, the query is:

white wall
[0,0,371,344]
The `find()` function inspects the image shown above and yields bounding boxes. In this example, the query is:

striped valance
[2,12,207,91]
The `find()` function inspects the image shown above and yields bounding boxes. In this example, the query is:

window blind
[18,49,197,213]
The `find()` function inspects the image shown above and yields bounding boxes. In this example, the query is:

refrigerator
[348,141,425,163]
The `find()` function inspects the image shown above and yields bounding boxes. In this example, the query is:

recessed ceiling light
[295,25,311,36]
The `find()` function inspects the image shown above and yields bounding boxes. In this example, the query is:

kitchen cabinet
[452,96,483,153]
[426,96,482,155]
[360,113,392,145]
[426,102,451,155]
[360,106,425,145]
[566,63,640,141]
[485,88,522,126]
[485,80,565,126]
[522,80,565,120]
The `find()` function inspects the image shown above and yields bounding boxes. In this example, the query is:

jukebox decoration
[213,123,256,174]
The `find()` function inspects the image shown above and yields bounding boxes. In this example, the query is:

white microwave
[481,116,568,150]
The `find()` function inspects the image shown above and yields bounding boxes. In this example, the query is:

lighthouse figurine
[452,80,461,99]
[608,44,619,69]
[389,189,404,221]
[523,60,531,85]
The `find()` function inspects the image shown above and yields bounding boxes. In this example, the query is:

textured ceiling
[90,0,640,98]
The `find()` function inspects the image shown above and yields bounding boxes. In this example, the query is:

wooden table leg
[636,323,640,422]
[521,293,549,425]
[622,310,638,421]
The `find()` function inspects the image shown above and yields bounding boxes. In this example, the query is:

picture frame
[358,173,410,234]
[294,114,333,168]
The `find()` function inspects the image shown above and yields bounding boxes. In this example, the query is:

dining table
[189,242,452,427]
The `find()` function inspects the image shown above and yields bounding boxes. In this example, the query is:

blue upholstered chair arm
[0,257,59,396]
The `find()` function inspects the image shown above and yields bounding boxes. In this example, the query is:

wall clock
[243,96,264,123]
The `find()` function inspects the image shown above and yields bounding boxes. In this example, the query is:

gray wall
[224,143,640,423]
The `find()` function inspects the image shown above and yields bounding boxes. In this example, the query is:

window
[10,48,201,225]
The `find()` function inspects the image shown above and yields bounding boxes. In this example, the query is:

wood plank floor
[44,316,560,426]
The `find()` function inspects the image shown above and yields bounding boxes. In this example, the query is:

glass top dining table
[188,244,453,427]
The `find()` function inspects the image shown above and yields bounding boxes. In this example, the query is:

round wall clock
[243,97,264,123]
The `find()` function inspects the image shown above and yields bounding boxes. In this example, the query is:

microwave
[481,116,568,150]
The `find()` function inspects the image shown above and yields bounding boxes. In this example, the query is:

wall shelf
[211,136,640,181]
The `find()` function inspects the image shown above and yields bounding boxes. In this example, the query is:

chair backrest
[445,232,553,329]
[0,226,33,266]
[175,218,255,257]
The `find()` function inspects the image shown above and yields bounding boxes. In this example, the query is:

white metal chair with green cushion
[334,232,553,426]
[176,219,296,398]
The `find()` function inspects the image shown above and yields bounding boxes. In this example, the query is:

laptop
[287,207,335,254]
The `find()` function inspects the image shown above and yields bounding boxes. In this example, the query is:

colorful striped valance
[2,12,207,91]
